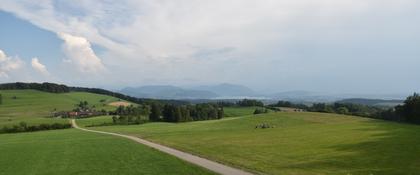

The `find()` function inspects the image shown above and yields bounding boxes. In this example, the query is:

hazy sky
[0,0,419,94]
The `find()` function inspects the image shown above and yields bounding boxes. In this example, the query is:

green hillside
[0,129,214,175]
[0,90,128,127]
[83,112,420,175]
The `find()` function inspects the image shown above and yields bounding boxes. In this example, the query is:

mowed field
[0,129,214,175]
[0,90,214,174]
[82,112,420,175]
[223,106,260,117]
[0,90,130,127]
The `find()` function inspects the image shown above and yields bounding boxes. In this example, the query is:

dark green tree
[149,103,162,121]
[396,93,420,123]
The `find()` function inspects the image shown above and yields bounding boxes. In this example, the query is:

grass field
[84,112,420,175]
[0,129,214,175]
[223,107,259,117]
[2,89,420,174]
[77,115,114,127]
[0,90,128,127]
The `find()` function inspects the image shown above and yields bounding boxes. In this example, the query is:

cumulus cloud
[0,49,25,78]
[31,57,49,75]
[0,1,420,92]
[58,32,105,73]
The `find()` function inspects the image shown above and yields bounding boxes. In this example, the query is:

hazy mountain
[193,83,257,97]
[270,91,339,102]
[120,85,218,99]
[120,83,261,99]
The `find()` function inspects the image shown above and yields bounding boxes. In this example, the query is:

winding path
[71,119,254,175]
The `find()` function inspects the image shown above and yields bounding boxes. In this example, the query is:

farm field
[84,112,420,175]
[0,90,129,127]
[0,129,215,175]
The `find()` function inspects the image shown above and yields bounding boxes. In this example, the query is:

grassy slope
[0,129,214,175]
[85,112,420,175]
[0,90,127,127]
[223,107,258,117]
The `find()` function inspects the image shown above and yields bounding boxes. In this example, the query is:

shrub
[0,122,71,134]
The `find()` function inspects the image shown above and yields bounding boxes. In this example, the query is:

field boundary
[71,119,254,175]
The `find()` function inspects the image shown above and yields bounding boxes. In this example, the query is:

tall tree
[150,103,162,121]
[396,93,420,123]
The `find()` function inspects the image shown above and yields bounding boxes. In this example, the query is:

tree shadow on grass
[282,120,420,175]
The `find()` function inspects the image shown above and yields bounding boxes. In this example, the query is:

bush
[254,108,268,115]
[0,122,71,134]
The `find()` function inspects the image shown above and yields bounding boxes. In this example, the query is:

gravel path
[71,119,254,175]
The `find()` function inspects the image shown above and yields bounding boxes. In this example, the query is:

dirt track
[71,119,254,175]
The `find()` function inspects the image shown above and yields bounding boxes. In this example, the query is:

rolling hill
[0,89,127,127]
[0,88,215,175]
[81,112,420,175]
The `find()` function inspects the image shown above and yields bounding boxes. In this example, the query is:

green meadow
[84,112,420,175]
[1,89,420,175]
[0,90,125,127]
[0,129,214,175]
[223,106,260,117]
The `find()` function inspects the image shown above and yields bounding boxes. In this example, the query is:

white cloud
[31,57,49,76]
[0,50,7,62]
[0,49,25,78]
[58,32,105,73]
[0,1,420,92]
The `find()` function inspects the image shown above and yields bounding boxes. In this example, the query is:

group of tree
[237,99,264,107]
[0,122,71,134]
[271,93,420,124]
[149,103,224,123]
[0,82,188,106]
[0,82,69,93]
[110,105,150,125]
[308,103,383,117]
[271,101,308,110]
[215,99,264,107]
[392,93,420,124]
[254,108,269,114]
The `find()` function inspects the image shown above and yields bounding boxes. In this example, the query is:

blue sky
[0,11,62,66]
[0,0,419,94]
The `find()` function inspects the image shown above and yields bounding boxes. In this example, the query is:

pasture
[0,129,214,175]
[84,112,420,175]
[223,106,259,117]
[0,90,125,127]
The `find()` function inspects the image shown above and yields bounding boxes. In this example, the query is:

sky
[0,0,419,94]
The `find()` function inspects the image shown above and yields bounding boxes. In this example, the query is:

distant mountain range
[120,83,259,99]
[120,83,407,102]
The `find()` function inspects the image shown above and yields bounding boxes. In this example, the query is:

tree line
[0,82,188,106]
[0,122,71,134]
[0,82,70,93]
[216,99,264,107]
[150,103,224,122]
[271,93,420,124]
[108,103,224,125]
[110,105,150,125]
